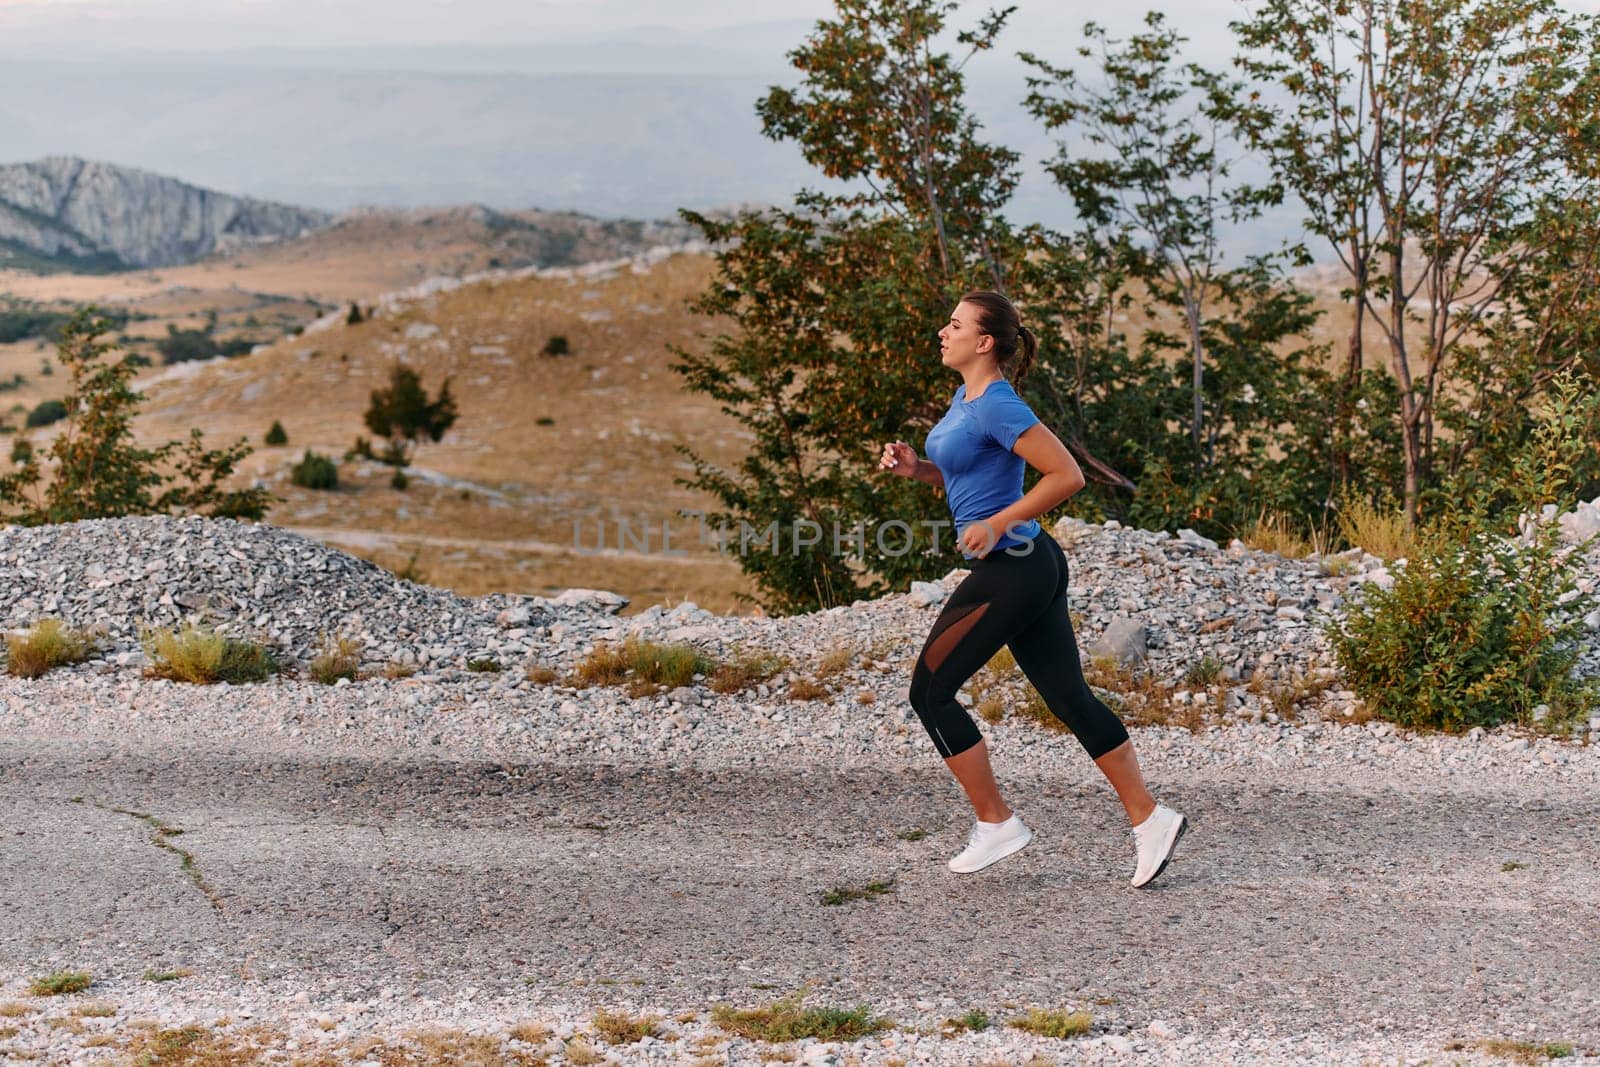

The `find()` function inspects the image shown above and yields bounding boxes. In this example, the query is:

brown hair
[960,290,1035,386]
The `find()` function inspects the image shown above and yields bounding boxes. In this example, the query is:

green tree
[1020,15,1331,536]
[1233,0,1600,525]
[0,311,271,525]
[674,0,1024,614]
[363,363,458,468]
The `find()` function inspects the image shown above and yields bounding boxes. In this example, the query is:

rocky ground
[1,512,1598,1065]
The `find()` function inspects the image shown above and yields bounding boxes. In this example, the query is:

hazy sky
[0,0,1248,59]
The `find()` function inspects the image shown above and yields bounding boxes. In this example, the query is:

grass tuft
[943,1009,992,1034]
[1335,496,1417,560]
[711,992,884,1043]
[1182,656,1224,687]
[466,657,502,673]
[708,647,788,694]
[141,622,278,685]
[4,618,98,679]
[143,969,194,983]
[787,678,829,701]
[525,665,559,685]
[591,1008,661,1045]
[814,645,855,679]
[28,971,91,996]
[1241,510,1310,558]
[308,635,363,685]
[570,637,714,696]
[820,878,895,906]
[382,660,417,680]
[1008,1008,1092,1039]
[1466,1038,1574,1064]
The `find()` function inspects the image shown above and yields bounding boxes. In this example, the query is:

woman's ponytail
[1012,325,1036,387]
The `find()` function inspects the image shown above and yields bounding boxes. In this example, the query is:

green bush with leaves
[0,311,272,525]
[1328,374,1600,732]
[289,450,338,490]
[264,420,288,446]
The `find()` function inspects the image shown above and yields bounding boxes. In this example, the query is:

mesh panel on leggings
[920,602,990,674]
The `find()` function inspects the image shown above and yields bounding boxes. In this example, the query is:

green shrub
[264,420,288,446]
[1328,374,1599,732]
[542,335,570,357]
[142,622,278,685]
[1328,524,1596,731]
[290,450,338,490]
[24,399,67,428]
[4,618,98,678]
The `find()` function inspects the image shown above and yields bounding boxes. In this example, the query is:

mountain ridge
[0,156,330,271]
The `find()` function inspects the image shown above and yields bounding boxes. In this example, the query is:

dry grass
[568,637,715,697]
[118,1023,282,1066]
[141,623,278,685]
[506,1021,551,1044]
[69,1002,116,1018]
[0,1002,36,1017]
[1083,655,1207,732]
[1008,1008,1092,1039]
[711,992,884,1043]
[1336,496,1417,560]
[855,690,876,705]
[1248,670,1336,721]
[977,695,1006,724]
[709,647,789,694]
[1449,1037,1574,1064]
[814,645,855,679]
[564,1039,605,1065]
[786,678,829,701]
[525,665,559,684]
[591,1008,661,1045]
[4,618,98,679]
[1241,510,1311,558]
[27,971,90,996]
[308,634,363,685]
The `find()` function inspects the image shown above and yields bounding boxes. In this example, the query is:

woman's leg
[1004,539,1155,826]
[908,558,1054,821]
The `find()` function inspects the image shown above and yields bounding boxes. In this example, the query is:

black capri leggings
[908,529,1130,760]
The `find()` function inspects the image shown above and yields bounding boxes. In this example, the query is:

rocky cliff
[0,156,330,270]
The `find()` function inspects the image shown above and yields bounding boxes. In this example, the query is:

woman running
[879,290,1186,886]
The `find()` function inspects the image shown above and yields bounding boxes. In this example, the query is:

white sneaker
[1130,804,1187,888]
[948,814,1032,874]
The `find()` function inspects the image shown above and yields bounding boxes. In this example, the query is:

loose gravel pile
[3,510,1599,1065]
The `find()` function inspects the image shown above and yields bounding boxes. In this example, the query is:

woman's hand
[959,520,1000,558]
[879,441,920,478]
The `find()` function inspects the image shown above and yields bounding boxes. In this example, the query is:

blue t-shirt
[924,380,1042,557]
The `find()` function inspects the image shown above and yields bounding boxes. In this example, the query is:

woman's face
[938,300,992,370]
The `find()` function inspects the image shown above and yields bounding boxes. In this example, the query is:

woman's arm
[911,458,945,489]
[983,423,1084,536]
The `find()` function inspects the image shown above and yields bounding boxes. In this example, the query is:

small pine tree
[363,363,458,468]
[264,420,288,446]
[346,302,364,326]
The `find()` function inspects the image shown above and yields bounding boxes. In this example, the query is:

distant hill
[0,156,330,271]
